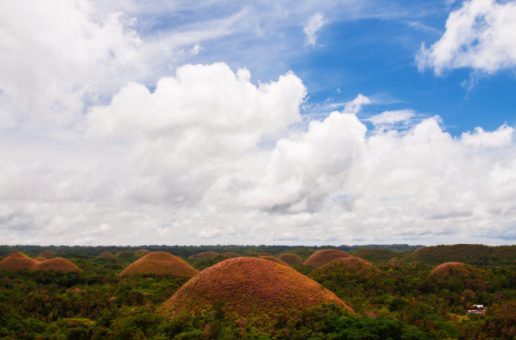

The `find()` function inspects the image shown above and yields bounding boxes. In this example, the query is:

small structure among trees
[466,304,485,315]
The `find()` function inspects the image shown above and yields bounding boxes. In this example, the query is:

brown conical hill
[97,251,116,260]
[311,256,377,281]
[429,262,486,291]
[119,252,198,278]
[259,255,288,265]
[0,252,37,271]
[134,248,150,257]
[303,249,350,268]
[189,251,219,260]
[278,253,303,266]
[430,262,471,276]
[33,258,81,273]
[159,258,353,322]
[37,249,56,259]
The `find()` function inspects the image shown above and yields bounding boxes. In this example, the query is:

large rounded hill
[119,251,198,278]
[97,251,116,260]
[33,258,81,273]
[0,252,37,271]
[278,253,303,266]
[312,256,378,282]
[37,249,56,259]
[428,262,486,291]
[159,257,353,322]
[303,249,350,268]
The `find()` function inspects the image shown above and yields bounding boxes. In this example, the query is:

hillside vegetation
[0,244,514,339]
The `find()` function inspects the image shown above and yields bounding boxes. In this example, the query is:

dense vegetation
[0,244,514,339]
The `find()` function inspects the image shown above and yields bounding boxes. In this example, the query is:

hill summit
[304,249,350,268]
[0,252,37,271]
[33,258,81,272]
[159,257,353,322]
[119,252,198,278]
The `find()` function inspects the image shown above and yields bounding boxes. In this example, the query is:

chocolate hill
[134,249,150,257]
[0,252,37,271]
[33,258,81,273]
[429,262,486,291]
[97,251,116,260]
[259,255,288,265]
[303,249,350,268]
[278,253,303,266]
[159,257,353,322]
[430,261,471,276]
[119,252,198,278]
[37,249,56,259]
[189,251,219,260]
[311,256,378,282]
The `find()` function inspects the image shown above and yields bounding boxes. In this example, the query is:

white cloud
[367,109,415,128]
[417,0,516,74]
[0,1,515,246]
[0,0,244,130]
[303,12,326,46]
[1,63,515,245]
[461,125,513,147]
[343,94,372,115]
[87,63,305,139]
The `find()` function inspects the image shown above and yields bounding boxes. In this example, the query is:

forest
[0,244,514,339]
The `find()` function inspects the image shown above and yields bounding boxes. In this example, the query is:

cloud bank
[0,0,515,245]
[1,62,515,245]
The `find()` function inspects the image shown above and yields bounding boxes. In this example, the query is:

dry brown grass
[159,257,353,321]
[303,249,350,268]
[119,251,198,278]
[189,251,219,260]
[278,253,303,266]
[0,252,37,271]
[33,258,81,272]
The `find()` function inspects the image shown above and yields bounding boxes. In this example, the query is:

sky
[0,0,515,246]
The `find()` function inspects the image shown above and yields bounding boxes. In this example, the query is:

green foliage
[0,245,514,339]
[410,244,516,265]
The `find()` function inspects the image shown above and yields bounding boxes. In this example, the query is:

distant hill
[410,244,516,265]
[352,248,400,262]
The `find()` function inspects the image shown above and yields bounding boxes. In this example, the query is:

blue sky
[140,0,515,134]
[0,0,515,245]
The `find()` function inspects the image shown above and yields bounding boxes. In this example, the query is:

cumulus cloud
[417,0,516,74]
[304,13,326,46]
[461,125,513,147]
[1,63,515,245]
[87,63,305,139]
[0,0,241,129]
